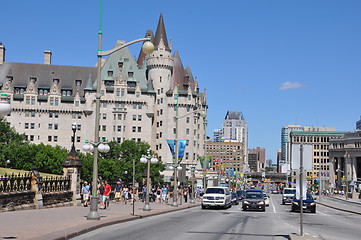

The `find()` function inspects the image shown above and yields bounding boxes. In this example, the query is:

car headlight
[293,202,299,206]
[310,202,316,206]
[243,201,249,204]
[258,201,265,205]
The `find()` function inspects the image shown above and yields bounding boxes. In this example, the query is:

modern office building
[212,111,248,171]
[213,129,222,142]
[0,15,207,181]
[356,116,361,130]
[288,127,345,185]
[247,147,265,172]
[280,125,303,172]
[205,141,244,174]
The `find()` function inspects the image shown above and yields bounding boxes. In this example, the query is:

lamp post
[71,123,77,150]
[169,164,183,206]
[83,140,110,220]
[85,1,154,221]
[188,165,198,203]
[140,150,158,211]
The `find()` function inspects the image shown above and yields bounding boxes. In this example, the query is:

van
[282,188,296,205]
[201,186,232,209]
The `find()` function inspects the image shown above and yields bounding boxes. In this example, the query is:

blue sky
[2,1,361,161]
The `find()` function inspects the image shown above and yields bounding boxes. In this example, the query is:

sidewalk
[316,194,361,215]
[0,200,200,240]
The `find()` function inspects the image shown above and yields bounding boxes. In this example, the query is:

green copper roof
[291,131,346,136]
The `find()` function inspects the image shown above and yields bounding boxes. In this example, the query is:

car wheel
[262,208,265,212]
[282,201,285,205]
[201,205,206,209]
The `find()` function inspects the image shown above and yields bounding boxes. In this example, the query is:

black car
[242,192,266,211]
[291,193,316,213]
[231,192,239,205]
[236,190,247,200]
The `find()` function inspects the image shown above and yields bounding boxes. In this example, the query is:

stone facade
[0,15,207,180]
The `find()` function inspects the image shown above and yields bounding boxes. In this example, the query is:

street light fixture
[140,150,158,211]
[85,1,154,221]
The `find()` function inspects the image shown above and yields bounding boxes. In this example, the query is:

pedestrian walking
[98,181,105,209]
[161,185,168,203]
[122,187,129,204]
[183,187,188,203]
[114,181,122,203]
[81,182,90,207]
[103,180,112,209]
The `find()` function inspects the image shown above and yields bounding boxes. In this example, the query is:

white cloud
[279,81,305,90]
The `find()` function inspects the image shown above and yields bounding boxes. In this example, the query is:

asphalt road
[70,194,361,240]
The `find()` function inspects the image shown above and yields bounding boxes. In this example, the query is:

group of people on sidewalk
[81,181,205,209]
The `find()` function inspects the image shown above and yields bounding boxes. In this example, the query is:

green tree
[80,140,165,185]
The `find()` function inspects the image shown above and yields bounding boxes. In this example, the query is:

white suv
[201,187,232,209]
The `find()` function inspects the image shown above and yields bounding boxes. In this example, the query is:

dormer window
[128,72,134,78]
[107,71,113,77]
[118,62,123,68]
[6,76,13,82]
[30,77,37,83]
[75,80,82,86]
[53,79,59,84]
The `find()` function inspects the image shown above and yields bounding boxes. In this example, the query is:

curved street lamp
[140,150,158,211]
[86,1,154,221]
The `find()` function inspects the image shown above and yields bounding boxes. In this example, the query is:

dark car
[246,188,263,194]
[242,192,266,211]
[291,193,316,213]
[236,190,247,200]
[231,192,239,205]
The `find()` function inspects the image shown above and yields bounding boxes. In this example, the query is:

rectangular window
[25,112,30,117]
[138,115,142,121]
[50,97,54,106]
[31,112,36,117]
[31,123,35,129]
[30,135,34,141]
[48,124,53,130]
[31,97,35,105]
[25,123,29,129]
[133,115,137,121]
[75,101,80,106]
[121,89,125,96]
[26,96,30,105]
[102,113,107,120]
[54,124,58,130]
[102,125,106,131]
[54,136,58,142]
[138,127,141,132]
[132,126,136,132]
[116,89,120,97]
[48,136,52,141]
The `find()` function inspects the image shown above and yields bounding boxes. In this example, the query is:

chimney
[0,42,5,64]
[44,50,52,65]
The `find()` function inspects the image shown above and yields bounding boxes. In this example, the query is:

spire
[154,13,170,52]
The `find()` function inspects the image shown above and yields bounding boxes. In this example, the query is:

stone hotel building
[0,15,208,180]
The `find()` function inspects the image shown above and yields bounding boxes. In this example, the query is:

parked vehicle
[231,192,239,205]
[201,186,232,209]
[291,193,316,213]
[282,188,296,205]
[242,192,266,211]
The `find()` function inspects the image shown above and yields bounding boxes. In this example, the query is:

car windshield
[206,188,225,194]
[284,189,296,194]
[245,193,263,199]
